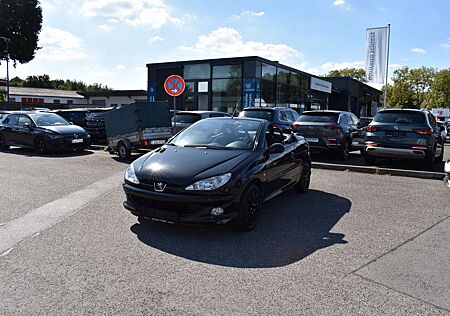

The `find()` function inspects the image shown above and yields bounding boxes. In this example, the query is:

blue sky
[2,0,449,89]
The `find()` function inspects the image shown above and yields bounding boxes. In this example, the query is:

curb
[312,162,445,180]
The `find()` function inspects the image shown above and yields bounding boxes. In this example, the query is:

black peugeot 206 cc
[122,117,311,231]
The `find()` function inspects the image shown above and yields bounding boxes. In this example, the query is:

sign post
[164,75,186,131]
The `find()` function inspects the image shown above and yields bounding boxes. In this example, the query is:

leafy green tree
[0,89,5,102]
[0,0,43,65]
[425,68,450,108]
[325,68,367,82]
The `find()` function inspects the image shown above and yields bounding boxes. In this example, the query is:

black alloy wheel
[423,148,435,171]
[0,134,9,150]
[234,184,262,232]
[295,161,311,193]
[34,137,48,154]
[118,142,131,160]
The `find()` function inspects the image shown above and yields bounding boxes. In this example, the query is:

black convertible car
[123,117,311,231]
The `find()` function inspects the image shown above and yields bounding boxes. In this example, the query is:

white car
[437,121,448,143]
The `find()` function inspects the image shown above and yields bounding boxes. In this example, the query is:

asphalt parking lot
[1,149,449,315]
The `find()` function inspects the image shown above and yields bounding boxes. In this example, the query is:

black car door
[2,114,20,144]
[428,113,443,157]
[16,115,35,147]
[264,130,296,195]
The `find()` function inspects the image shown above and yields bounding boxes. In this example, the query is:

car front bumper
[122,183,238,225]
[48,137,91,151]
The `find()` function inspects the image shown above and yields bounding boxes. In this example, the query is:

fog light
[210,207,224,216]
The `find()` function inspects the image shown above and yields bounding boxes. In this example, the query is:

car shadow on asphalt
[130,189,351,268]
[0,147,94,158]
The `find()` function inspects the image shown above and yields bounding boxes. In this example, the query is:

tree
[425,68,450,108]
[0,89,5,102]
[325,68,367,82]
[0,0,43,64]
[388,66,436,109]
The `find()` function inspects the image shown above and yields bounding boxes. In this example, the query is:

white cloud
[389,63,402,70]
[320,61,364,72]
[333,0,346,6]
[98,24,113,31]
[149,35,164,43]
[229,10,266,19]
[40,0,55,12]
[80,0,180,29]
[411,47,426,54]
[37,26,87,61]
[440,38,450,49]
[178,27,303,66]
[115,64,126,71]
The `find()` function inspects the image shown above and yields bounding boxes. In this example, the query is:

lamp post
[0,36,11,110]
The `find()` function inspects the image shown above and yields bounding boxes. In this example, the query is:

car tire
[435,143,444,163]
[337,139,350,161]
[233,184,262,232]
[295,161,311,193]
[34,136,48,154]
[0,133,9,150]
[364,153,376,165]
[423,152,435,171]
[117,142,131,161]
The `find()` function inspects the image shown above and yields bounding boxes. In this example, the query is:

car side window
[350,113,359,126]
[18,115,32,127]
[290,110,300,121]
[279,111,291,122]
[339,114,348,125]
[427,114,437,129]
[6,114,19,126]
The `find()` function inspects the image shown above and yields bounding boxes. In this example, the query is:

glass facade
[184,64,210,80]
[212,78,241,113]
[212,64,241,79]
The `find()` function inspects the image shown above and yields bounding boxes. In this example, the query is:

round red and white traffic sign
[164,75,185,97]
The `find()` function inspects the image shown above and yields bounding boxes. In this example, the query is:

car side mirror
[266,143,285,155]
[23,123,32,129]
[357,122,362,129]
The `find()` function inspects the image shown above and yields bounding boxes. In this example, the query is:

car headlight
[185,173,231,191]
[125,163,139,184]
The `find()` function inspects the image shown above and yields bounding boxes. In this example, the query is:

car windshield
[170,118,262,150]
[297,113,339,123]
[173,113,202,123]
[360,118,373,127]
[239,110,273,121]
[373,112,425,124]
[29,113,70,126]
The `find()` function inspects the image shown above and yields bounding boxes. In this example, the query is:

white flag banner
[365,27,388,84]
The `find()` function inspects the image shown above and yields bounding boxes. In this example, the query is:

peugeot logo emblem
[73,134,78,138]
[154,182,166,192]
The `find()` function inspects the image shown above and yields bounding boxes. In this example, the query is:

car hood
[40,125,87,135]
[134,146,252,186]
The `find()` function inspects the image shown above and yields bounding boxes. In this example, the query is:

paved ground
[314,143,450,173]
[0,149,449,315]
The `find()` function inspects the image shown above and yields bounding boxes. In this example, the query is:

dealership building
[146,56,381,117]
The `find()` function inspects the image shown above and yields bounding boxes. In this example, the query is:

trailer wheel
[117,141,131,160]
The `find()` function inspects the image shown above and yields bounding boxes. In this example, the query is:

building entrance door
[183,80,210,111]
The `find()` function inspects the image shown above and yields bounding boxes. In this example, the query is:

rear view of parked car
[84,108,114,142]
[292,111,364,160]
[0,112,90,153]
[238,107,300,132]
[364,109,445,170]
[53,109,91,128]
[172,111,231,134]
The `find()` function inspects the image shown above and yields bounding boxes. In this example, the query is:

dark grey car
[238,107,300,133]
[292,110,364,160]
[172,111,231,134]
[364,109,445,170]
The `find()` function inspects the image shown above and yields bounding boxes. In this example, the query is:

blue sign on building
[148,80,156,102]
[243,78,256,108]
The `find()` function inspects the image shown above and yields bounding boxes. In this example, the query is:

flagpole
[384,23,391,109]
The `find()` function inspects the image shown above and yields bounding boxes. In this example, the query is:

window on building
[276,68,289,105]
[184,64,210,80]
[212,78,241,114]
[92,100,106,106]
[54,99,60,104]
[261,63,276,106]
[9,98,16,103]
[67,100,73,105]
[212,64,242,79]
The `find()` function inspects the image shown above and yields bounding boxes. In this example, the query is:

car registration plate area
[385,131,406,138]
[150,139,166,145]
[71,139,83,143]
[305,138,319,143]
[141,207,178,224]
